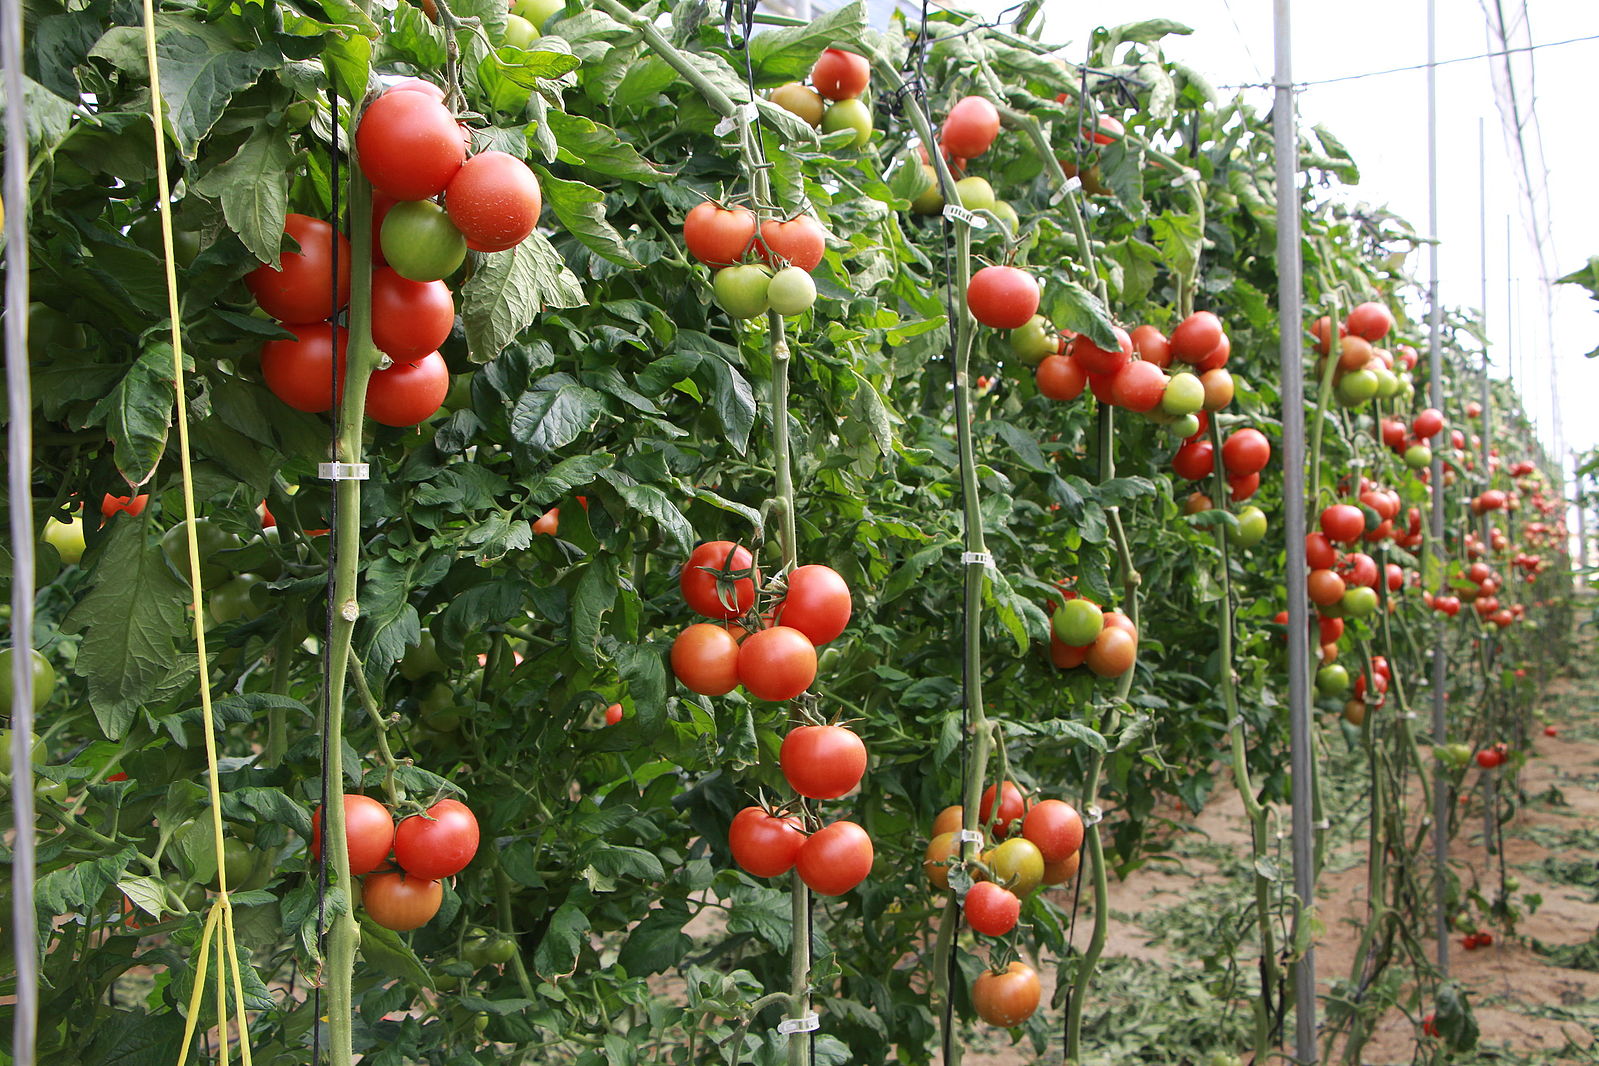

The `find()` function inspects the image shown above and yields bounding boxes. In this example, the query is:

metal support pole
[3,0,40,1057]
[1425,0,1451,978]
[1273,3,1317,1061]
[1576,455,1588,574]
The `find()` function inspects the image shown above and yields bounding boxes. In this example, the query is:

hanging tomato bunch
[312,794,480,931]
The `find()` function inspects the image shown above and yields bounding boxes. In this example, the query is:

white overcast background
[973,1,1599,473]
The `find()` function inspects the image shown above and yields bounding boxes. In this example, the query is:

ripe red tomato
[386,77,446,100]
[736,626,816,702]
[1412,408,1445,439]
[370,268,455,362]
[1228,472,1260,501]
[1319,616,1344,644]
[1129,324,1171,368]
[445,151,542,252]
[1036,354,1086,401]
[1196,332,1231,371]
[972,961,1040,1026]
[967,266,1039,330]
[681,541,757,619]
[1170,311,1223,364]
[1221,428,1271,476]
[979,780,1027,838]
[683,202,756,267]
[671,624,741,695]
[245,213,352,323]
[101,493,148,518]
[1475,749,1503,769]
[1171,438,1214,481]
[1308,569,1346,606]
[757,216,825,272]
[603,702,623,725]
[941,95,1001,158]
[780,724,867,799]
[728,806,805,877]
[1070,327,1132,375]
[964,881,1020,935]
[367,351,449,427]
[1049,633,1089,668]
[1345,301,1393,341]
[1320,504,1366,544]
[795,820,873,895]
[312,794,396,876]
[1086,626,1136,677]
[362,871,442,931]
[810,48,869,101]
[1200,368,1234,410]
[1306,532,1337,570]
[261,322,348,413]
[1109,359,1166,412]
[1385,563,1404,591]
[1021,798,1083,862]
[1381,419,1407,449]
[394,798,479,880]
[356,90,465,201]
[772,564,851,645]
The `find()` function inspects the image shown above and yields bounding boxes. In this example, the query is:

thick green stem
[1307,300,1343,509]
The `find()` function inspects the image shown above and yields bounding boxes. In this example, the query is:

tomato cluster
[1045,592,1138,679]
[1309,302,1417,409]
[685,202,826,320]
[770,48,873,146]
[312,793,479,931]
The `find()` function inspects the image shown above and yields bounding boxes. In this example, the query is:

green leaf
[87,339,175,489]
[462,234,586,361]
[1049,278,1117,351]
[117,874,167,918]
[569,558,618,665]
[529,452,616,498]
[1102,18,1193,47]
[357,917,434,986]
[532,900,590,980]
[596,470,694,553]
[725,884,791,951]
[616,903,691,975]
[61,522,190,740]
[545,110,666,183]
[192,124,294,266]
[535,167,640,266]
[582,843,665,883]
[746,1,868,81]
[510,377,606,455]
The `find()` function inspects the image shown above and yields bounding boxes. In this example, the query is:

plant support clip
[715,101,761,137]
[956,829,984,844]
[941,204,986,227]
[777,1012,819,1035]
[318,462,370,481]
[961,551,994,568]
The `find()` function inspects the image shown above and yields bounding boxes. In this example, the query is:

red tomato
[367,351,449,427]
[772,564,852,645]
[370,268,455,363]
[1380,419,1407,449]
[386,77,446,101]
[261,322,348,413]
[1170,311,1223,364]
[393,798,479,880]
[101,493,148,518]
[736,626,816,702]
[1171,438,1214,481]
[758,215,826,271]
[967,266,1040,330]
[532,507,560,536]
[671,624,741,695]
[795,820,873,895]
[1086,626,1136,677]
[362,871,442,931]
[1320,504,1366,544]
[1337,552,1378,589]
[356,91,465,201]
[1129,324,1171,368]
[1036,354,1086,401]
[603,702,623,725]
[810,48,869,101]
[1109,359,1166,412]
[1385,563,1404,591]
[1308,569,1346,606]
[979,780,1027,838]
[1412,408,1445,439]
[1021,799,1083,862]
[964,881,1020,935]
[780,724,867,799]
[1227,472,1260,501]
[1196,332,1231,371]
[941,95,1001,158]
[972,961,1041,1026]
[245,213,352,323]
[1070,327,1132,375]
[1305,532,1337,570]
[728,806,805,877]
[683,202,757,268]
[1345,301,1393,341]
[1318,616,1344,644]
[1220,428,1271,477]
[445,151,542,252]
[312,794,396,876]
[681,541,757,619]
[1049,633,1089,668]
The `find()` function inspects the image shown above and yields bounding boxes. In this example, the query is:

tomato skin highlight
[393,798,480,880]
[967,266,1040,330]
[356,90,466,201]
[1021,798,1084,862]
[780,724,867,799]
[246,213,352,323]
[366,351,450,427]
[671,624,741,695]
[312,794,396,876]
[972,961,1041,1027]
[261,322,349,414]
[964,881,1020,935]
[683,202,756,268]
[362,871,443,931]
[728,806,805,877]
[736,626,817,702]
[795,820,873,896]
[681,541,757,619]
[445,151,542,252]
[772,564,852,645]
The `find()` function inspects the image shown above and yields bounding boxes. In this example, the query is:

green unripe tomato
[820,98,872,147]
[1167,414,1201,438]
[990,201,1020,231]
[1233,505,1267,548]
[1372,366,1400,398]
[381,200,468,283]
[1437,742,1473,769]
[464,931,517,967]
[1052,598,1104,646]
[0,647,56,715]
[512,0,562,27]
[910,164,943,215]
[1404,444,1433,469]
[1160,372,1205,416]
[1335,369,1378,405]
[400,631,447,680]
[1315,663,1350,696]
[433,961,465,991]
[984,836,1045,897]
[165,870,209,912]
[43,517,85,565]
[503,13,536,46]
[419,682,461,731]
[1008,315,1056,366]
[1341,586,1379,618]
[0,728,49,775]
[221,836,268,890]
[766,266,817,316]
[954,176,996,213]
[712,264,771,320]
[208,573,266,625]
[162,519,240,586]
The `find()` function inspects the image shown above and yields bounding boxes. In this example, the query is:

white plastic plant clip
[777,1012,820,1035]
[318,462,371,481]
